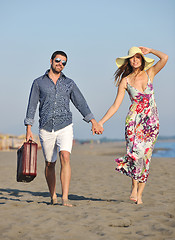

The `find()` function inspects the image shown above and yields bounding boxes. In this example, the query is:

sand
[0,142,175,240]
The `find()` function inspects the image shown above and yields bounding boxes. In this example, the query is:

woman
[98,46,168,204]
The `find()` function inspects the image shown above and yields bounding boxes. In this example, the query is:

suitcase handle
[26,139,37,144]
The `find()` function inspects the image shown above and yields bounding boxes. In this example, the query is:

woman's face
[129,53,142,69]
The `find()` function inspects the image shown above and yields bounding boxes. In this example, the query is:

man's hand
[26,125,34,141]
[90,119,104,135]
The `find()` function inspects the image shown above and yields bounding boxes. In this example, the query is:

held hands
[96,121,104,135]
[91,119,104,135]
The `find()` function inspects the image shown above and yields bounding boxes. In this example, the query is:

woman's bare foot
[130,190,137,202]
[130,179,138,202]
[136,197,143,204]
[130,195,137,202]
[137,182,145,204]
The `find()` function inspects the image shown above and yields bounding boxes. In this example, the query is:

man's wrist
[90,118,96,124]
[26,125,32,131]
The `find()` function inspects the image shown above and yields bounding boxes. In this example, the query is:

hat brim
[116,53,154,70]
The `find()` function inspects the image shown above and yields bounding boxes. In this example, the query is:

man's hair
[51,51,68,61]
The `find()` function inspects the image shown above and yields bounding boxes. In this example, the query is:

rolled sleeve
[24,117,34,126]
[83,113,95,123]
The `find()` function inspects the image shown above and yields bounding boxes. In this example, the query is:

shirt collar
[43,70,66,79]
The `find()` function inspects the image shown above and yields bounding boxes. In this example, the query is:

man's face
[50,54,67,74]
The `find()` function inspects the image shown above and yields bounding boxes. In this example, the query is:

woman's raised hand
[139,46,151,55]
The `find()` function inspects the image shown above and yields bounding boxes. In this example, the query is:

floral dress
[115,73,159,183]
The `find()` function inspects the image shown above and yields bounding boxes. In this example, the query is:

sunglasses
[54,58,67,66]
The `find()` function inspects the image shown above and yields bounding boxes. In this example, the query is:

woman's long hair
[114,55,145,86]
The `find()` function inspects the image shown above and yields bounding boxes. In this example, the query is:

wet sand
[0,142,175,240]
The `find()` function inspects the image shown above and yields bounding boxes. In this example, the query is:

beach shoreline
[0,142,175,240]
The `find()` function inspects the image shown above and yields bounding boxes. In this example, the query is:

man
[24,51,103,206]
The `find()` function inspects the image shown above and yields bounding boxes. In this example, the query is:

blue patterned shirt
[24,70,94,132]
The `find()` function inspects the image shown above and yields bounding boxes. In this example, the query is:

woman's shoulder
[119,76,128,89]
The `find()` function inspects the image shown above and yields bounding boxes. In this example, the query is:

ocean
[153,141,175,158]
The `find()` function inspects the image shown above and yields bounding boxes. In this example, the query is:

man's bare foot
[62,199,73,207]
[51,197,58,205]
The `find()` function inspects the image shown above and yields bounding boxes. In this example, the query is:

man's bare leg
[45,161,57,204]
[59,151,72,207]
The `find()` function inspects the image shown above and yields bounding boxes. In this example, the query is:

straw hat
[116,46,154,70]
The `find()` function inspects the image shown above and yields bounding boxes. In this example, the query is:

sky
[0,0,175,140]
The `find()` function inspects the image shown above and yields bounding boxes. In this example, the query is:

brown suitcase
[17,140,38,182]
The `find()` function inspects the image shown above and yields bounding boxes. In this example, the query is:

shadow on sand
[0,188,122,205]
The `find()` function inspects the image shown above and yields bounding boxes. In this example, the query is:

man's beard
[51,64,61,74]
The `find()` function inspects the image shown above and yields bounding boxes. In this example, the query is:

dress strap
[145,71,150,81]
[125,77,129,88]
[125,77,130,92]
[125,76,129,84]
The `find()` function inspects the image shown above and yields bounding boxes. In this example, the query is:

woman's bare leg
[130,178,138,202]
[137,182,145,204]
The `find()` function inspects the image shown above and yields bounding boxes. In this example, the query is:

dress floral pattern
[115,73,159,183]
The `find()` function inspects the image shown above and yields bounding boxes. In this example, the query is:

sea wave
[153,141,175,158]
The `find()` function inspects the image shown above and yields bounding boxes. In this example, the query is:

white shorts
[39,124,73,163]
